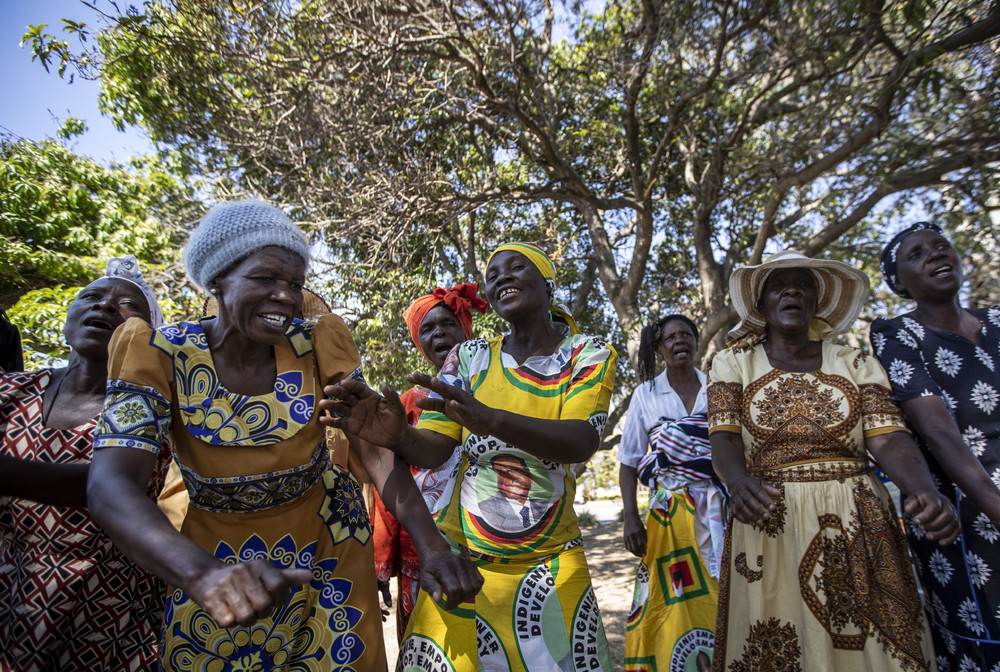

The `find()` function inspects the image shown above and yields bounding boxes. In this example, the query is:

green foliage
[23,0,1000,440]
[0,124,201,311]
[0,123,205,363]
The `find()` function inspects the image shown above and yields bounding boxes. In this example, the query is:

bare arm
[410,372,600,463]
[88,447,311,626]
[322,377,600,465]
[619,464,647,557]
[319,381,459,469]
[898,395,1000,528]
[0,454,88,506]
[710,430,780,525]
[351,435,482,609]
[866,430,961,544]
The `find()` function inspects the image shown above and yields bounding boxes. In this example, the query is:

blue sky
[0,0,153,163]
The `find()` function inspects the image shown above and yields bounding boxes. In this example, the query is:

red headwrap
[403,283,489,357]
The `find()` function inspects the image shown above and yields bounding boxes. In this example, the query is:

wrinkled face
[759,267,817,335]
[207,246,305,346]
[493,454,532,504]
[64,277,151,360]
[894,229,962,300]
[418,304,466,371]
[657,319,697,369]
[484,251,549,322]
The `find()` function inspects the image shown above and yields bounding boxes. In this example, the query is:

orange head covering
[403,282,488,357]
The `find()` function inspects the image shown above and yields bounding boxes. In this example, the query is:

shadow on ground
[581,520,637,672]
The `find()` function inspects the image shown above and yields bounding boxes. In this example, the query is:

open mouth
[83,317,115,331]
[498,288,519,299]
[434,343,455,356]
[930,264,953,277]
[259,313,289,328]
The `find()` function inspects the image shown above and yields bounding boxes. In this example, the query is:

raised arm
[409,371,601,464]
[898,395,1000,529]
[88,447,311,626]
[350,435,483,609]
[319,380,459,468]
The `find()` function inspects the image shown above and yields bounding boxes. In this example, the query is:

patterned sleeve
[842,347,909,438]
[415,342,470,442]
[560,335,617,437]
[707,347,744,435]
[93,317,174,454]
[617,382,652,468]
[870,317,944,404]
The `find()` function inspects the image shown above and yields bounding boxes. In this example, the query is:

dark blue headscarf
[879,221,944,297]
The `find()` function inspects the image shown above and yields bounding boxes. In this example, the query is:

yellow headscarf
[487,242,580,335]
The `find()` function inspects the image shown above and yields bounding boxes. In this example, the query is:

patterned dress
[871,308,1000,671]
[617,370,723,672]
[92,315,386,672]
[0,370,168,671]
[400,333,617,672]
[371,386,461,642]
[708,338,936,672]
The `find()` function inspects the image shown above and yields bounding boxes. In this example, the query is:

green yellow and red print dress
[404,332,616,672]
[93,315,386,672]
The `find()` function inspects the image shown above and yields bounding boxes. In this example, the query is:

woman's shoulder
[567,331,616,361]
[0,369,48,403]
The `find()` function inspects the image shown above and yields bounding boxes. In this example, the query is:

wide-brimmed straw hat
[728,250,869,341]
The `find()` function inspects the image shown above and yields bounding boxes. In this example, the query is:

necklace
[41,368,69,427]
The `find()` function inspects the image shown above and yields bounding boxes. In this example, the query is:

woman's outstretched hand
[417,543,484,611]
[320,379,408,448]
[905,490,961,545]
[408,371,497,437]
[728,476,782,526]
[185,560,313,627]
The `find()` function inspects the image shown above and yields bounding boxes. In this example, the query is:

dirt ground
[380,520,637,671]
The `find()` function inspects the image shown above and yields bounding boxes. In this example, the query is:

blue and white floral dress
[872,307,1000,671]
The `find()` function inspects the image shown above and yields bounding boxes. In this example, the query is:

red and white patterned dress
[0,370,168,671]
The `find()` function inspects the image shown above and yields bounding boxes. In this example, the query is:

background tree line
[4,0,999,447]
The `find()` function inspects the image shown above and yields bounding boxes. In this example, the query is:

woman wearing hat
[618,314,724,670]
[0,257,169,670]
[324,242,618,671]
[86,200,482,671]
[708,250,959,671]
[871,222,1000,668]
[371,283,487,642]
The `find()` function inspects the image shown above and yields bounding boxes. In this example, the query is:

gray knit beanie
[184,199,311,290]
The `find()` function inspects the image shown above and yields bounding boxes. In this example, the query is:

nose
[91,294,118,314]
[270,283,295,304]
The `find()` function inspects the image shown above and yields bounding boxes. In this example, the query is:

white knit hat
[728,250,869,341]
[184,199,310,290]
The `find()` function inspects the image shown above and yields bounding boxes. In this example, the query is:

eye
[290,282,303,291]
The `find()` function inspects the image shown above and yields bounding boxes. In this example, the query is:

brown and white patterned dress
[708,338,936,672]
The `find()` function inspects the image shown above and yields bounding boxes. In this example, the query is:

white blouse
[616,367,708,468]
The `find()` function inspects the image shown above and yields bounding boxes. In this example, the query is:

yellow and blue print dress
[402,333,616,672]
[93,315,386,672]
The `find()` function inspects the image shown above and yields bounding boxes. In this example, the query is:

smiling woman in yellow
[87,200,482,671]
[325,242,617,672]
